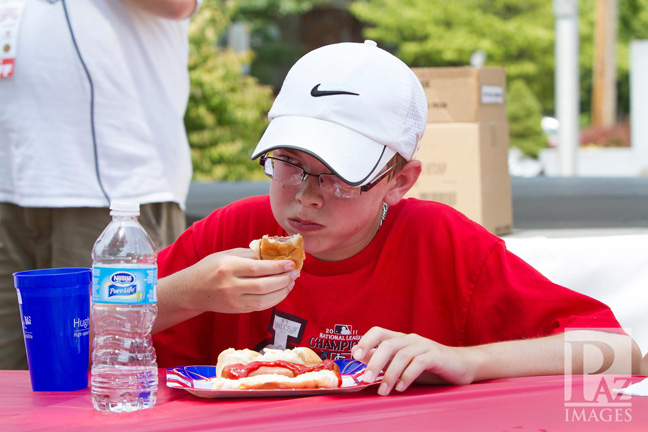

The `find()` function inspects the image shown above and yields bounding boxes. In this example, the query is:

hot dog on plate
[211,347,341,390]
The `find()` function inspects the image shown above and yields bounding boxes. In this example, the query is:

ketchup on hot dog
[222,359,342,386]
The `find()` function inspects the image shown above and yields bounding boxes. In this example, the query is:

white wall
[539,148,648,177]
[504,235,648,355]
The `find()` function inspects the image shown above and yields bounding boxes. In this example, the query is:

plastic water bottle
[91,202,158,412]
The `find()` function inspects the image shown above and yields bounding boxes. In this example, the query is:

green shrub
[185,0,274,181]
[507,80,546,158]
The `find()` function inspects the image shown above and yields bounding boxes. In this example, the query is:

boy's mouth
[288,218,324,232]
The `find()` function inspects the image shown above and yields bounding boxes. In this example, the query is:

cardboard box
[412,67,507,123]
[406,121,513,235]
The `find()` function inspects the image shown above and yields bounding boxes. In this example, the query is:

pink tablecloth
[1,370,647,431]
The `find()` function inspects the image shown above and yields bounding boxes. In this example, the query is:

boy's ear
[383,160,421,206]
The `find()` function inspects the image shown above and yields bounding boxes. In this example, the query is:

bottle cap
[109,201,140,216]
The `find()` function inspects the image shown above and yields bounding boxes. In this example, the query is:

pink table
[1,370,647,431]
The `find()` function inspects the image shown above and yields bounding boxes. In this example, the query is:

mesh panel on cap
[402,71,428,161]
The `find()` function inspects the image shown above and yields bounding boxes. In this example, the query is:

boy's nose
[295,175,324,207]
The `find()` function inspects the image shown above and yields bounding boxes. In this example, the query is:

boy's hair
[387,154,409,180]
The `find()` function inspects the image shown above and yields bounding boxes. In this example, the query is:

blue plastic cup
[13,268,91,391]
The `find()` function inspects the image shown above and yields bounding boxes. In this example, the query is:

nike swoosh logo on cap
[311,84,359,97]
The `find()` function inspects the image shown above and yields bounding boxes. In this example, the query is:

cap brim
[251,116,395,187]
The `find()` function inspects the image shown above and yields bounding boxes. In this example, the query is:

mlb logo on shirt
[334,325,352,335]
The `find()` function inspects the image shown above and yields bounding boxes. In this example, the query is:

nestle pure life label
[92,265,157,305]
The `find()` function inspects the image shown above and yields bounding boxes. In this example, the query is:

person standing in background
[0,0,200,369]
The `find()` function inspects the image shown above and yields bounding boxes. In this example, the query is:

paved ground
[185,177,648,238]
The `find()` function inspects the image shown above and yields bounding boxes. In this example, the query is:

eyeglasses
[260,155,394,199]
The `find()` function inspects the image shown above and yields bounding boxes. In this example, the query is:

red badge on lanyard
[0,0,26,78]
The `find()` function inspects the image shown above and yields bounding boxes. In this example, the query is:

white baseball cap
[251,40,428,187]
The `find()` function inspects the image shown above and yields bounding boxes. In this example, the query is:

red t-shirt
[153,196,621,367]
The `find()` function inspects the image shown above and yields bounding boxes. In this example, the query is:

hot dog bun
[212,347,341,390]
[249,233,305,271]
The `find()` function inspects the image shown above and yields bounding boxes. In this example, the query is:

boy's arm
[352,327,642,396]
[152,248,299,334]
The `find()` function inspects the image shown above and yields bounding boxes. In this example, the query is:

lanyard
[0,0,27,78]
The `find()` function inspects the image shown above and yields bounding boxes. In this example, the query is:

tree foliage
[507,80,546,158]
[231,0,330,87]
[185,0,274,181]
[351,0,554,104]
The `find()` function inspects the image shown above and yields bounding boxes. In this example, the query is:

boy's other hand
[351,326,479,396]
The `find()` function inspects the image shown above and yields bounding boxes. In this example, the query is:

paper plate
[166,359,383,398]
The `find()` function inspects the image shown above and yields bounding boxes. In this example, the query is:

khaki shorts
[0,202,185,369]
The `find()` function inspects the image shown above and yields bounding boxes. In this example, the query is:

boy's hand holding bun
[153,248,300,333]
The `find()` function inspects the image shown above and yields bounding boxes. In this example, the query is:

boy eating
[152,41,641,395]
